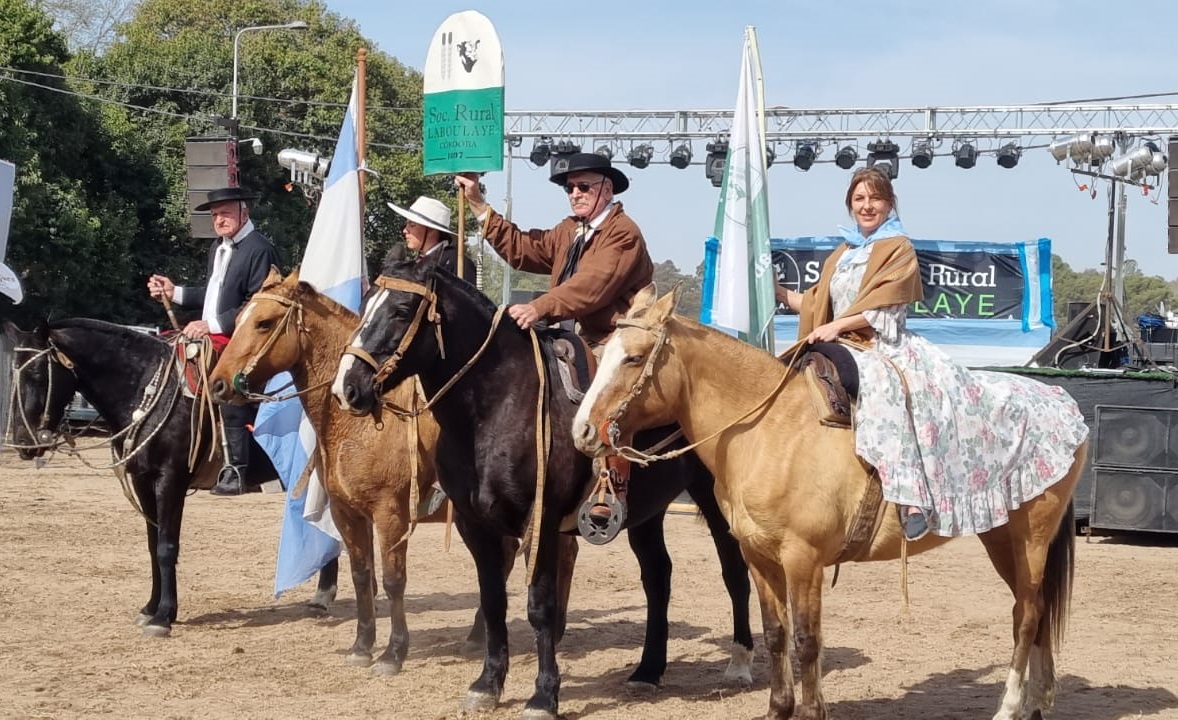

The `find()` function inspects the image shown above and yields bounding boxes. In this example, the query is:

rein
[228,291,332,403]
[342,275,444,394]
[598,318,807,466]
[7,343,75,451]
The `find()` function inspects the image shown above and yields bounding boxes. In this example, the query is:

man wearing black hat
[147,186,281,496]
[455,153,654,529]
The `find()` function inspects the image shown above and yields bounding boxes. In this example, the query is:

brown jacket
[797,236,924,344]
[481,203,654,344]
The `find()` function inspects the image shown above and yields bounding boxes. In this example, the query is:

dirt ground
[2,446,1177,720]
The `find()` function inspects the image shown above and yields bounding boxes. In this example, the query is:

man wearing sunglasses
[455,152,654,531]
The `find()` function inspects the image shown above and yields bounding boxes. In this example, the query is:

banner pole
[356,49,368,218]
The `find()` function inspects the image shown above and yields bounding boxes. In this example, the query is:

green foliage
[652,259,702,320]
[1050,254,1174,331]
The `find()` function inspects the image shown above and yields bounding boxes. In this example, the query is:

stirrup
[210,465,245,496]
[578,467,626,545]
[419,485,448,516]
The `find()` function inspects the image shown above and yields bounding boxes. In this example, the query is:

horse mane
[378,251,498,318]
[50,317,167,355]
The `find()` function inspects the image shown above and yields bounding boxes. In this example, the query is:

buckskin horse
[331,255,753,720]
[572,285,1087,720]
[4,319,338,637]
[207,267,527,673]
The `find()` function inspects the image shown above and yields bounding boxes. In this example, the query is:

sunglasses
[563,180,602,194]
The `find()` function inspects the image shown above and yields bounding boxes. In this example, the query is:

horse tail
[1041,499,1075,652]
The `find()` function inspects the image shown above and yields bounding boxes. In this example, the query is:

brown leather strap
[832,469,887,574]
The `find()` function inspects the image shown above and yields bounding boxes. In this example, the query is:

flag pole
[356,49,368,219]
[747,27,774,352]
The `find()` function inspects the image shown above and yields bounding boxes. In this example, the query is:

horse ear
[626,283,658,318]
[648,284,682,325]
[2,319,22,341]
[265,265,285,287]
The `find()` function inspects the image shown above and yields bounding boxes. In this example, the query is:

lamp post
[231,21,308,120]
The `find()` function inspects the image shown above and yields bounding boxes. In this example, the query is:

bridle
[228,290,328,402]
[342,274,445,394]
[596,316,803,466]
[7,342,75,451]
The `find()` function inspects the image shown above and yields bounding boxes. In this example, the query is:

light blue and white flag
[700,26,774,351]
[254,72,365,597]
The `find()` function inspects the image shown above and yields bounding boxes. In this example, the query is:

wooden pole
[456,193,466,280]
[356,49,368,218]
[160,293,180,331]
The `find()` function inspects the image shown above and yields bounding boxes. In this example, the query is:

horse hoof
[345,652,373,667]
[724,643,754,687]
[141,623,172,638]
[520,708,558,720]
[464,690,499,712]
[133,613,152,627]
[625,680,659,695]
[371,660,403,677]
[309,586,337,611]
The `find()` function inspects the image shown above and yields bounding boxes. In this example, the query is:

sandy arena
[1,446,1176,720]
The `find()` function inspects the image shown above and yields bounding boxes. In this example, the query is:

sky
[324,0,1178,279]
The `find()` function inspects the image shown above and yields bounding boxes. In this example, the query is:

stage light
[866,139,900,179]
[996,142,1021,169]
[705,139,729,187]
[554,140,580,157]
[954,142,977,169]
[1111,141,1168,180]
[834,145,858,170]
[1048,133,1114,166]
[529,136,553,167]
[669,143,692,169]
[792,142,818,171]
[627,144,654,169]
[764,144,776,168]
[911,140,933,169]
[594,144,613,160]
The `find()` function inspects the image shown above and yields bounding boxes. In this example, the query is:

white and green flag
[706,26,774,350]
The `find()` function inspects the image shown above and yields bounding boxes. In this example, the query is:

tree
[35,0,139,54]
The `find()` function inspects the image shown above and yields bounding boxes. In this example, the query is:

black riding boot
[210,425,249,496]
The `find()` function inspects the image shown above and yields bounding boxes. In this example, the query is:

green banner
[423,87,504,175]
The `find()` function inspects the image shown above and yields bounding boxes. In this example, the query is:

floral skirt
[848,333,1089,537]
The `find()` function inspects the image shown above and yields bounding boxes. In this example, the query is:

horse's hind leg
[624,511,672,690]
[688,476,754,686]
[310,557,339,610]
[465,536,521,654]
[331,503,378,667]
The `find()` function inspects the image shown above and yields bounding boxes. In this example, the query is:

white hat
[387,196,454,236]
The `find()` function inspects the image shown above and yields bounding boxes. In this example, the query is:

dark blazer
[420,239,476,284]
[179,229,281,335]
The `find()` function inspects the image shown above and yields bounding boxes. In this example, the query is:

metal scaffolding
[504,103,1178,163]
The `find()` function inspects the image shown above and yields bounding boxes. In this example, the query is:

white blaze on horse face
[331,289,389,405]
[573,334,628,454]
[238,301,257,327]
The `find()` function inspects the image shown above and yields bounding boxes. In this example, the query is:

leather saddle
[536,324,597,403]
[795,341,859,428]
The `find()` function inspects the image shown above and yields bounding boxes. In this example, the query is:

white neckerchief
[201,219,255,325]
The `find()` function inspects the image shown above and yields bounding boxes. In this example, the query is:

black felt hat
[194,187,258,211]
[549,153,630,194]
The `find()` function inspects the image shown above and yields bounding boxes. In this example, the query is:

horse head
[573,283,683,457]
[4,319,78,459]
[332,250,440,416]
[209,266,307,405]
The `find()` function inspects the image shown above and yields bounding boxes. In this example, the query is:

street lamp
[231,21,309,121]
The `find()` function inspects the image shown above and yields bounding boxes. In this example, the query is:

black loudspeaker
[1090,467,1178,532]
[1093,405,1178,470]
[185,137,239,239]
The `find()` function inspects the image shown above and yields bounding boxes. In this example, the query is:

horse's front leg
[459,516,510,712]
[624,511,671,690]
[373,505,410,675]
[143,467,187,637]
[783,551,827,720]
[331,503,377,667]
[748,559,794,720]
[133,472,162,629]
[522,520,566,720]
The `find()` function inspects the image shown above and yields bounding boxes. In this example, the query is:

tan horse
[572,285,1086,720]
[208,268,543,674]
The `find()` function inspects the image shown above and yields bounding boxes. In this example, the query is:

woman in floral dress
[776,167,1089,540]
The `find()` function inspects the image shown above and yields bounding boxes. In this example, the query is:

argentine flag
[254,73,365,597]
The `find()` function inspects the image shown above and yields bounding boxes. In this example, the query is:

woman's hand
[805,322,844,344]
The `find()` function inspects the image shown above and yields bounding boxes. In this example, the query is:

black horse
[4,318,338,636]
[332,257,753,720]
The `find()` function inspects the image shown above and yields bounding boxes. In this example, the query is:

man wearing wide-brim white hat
[387,196,475,283]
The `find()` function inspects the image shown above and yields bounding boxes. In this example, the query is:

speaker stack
[184,137,240,239]
[1090,405,1178,533]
